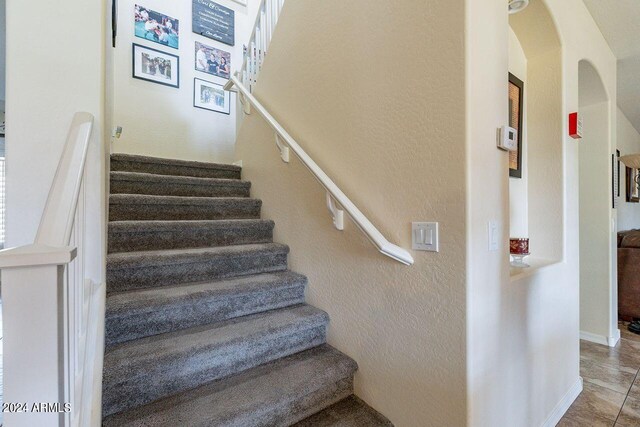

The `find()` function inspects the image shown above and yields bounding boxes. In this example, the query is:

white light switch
[412,222,439,252]
[488,220,499,252]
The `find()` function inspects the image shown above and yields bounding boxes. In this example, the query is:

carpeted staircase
[102,153,393,426]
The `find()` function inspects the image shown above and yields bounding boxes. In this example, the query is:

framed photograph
[194,78,230,114]
[627,167,640,203]
[508,73,524,178]
[134,5,180,49]
[195,42,231,79]
[614,149,621,208]
[132,43,180,88]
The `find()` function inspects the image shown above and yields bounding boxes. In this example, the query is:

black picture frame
[627,166,640,203]
[508,73,524,178]
[193,78,231,115]
[132,43,180,88]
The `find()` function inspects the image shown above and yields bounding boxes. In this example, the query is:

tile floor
[559,322,640,426]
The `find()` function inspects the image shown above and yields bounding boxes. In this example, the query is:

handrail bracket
[326,192,345,231]
[275,134,290,163]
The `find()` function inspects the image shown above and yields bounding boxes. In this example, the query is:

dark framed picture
[627,167,640,203]
[192,0,235,46]
[134,5,180,49]
[508,73,524,178]
[194,78,230,114]
[195,41,231,79]
[132,43,180,88]
[614,149,621,208]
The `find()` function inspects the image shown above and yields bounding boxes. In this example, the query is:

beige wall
[617,107,640,231]
[235,1,467,425]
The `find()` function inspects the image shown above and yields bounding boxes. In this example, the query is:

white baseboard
[607,329,621,347]
[541,377,583,427]
[580,330,619,347]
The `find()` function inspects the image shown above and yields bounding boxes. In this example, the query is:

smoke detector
[508,0,529,14]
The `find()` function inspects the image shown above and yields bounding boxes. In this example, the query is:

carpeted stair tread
[111,153,241,179]
[108,219,274,253]
[102,304,330,417]
[105,271,307,346]
[106,243,290,292]
[293,395,394,426]
[110,171,251,198]
[109,194,262,221]
[102,344,358,427]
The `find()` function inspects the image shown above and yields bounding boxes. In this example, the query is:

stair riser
[108,224,273,253]
[268,377,354,427]
[107,252,288,292]
[109,202,261,221]
[111,159,241,179]
[110,179,250,198]
[102,325,327,417]
[105,284,306,346]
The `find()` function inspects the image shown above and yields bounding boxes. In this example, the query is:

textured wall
[234,1,467,425]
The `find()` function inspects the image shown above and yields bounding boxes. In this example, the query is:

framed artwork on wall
[627,166,640,203]
[132,43,180,88]
[194,78,231,114]
[508,73,524,178]
[192,0,235,46]
[195,41,231,79]
[134,5,180,49]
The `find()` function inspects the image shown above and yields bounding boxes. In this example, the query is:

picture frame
[195,41,231,80]
[508,73,524,178]
[626,167,640,203]
[134,5,180,49]
[192,0,235,46]
[132,43,180,88]
[194,78,231,114]
[613,149,620,208]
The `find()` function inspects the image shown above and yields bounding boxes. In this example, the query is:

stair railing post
[0,245,76,427]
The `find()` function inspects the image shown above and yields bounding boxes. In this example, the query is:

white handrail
[0,112,105,427]
[36,112,94,246]
[226,75,414,265]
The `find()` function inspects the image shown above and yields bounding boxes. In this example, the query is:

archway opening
[509,0,563,268]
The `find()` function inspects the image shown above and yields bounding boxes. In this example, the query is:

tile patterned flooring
[559,323,640,426]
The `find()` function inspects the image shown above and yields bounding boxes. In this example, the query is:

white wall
[467,0,617,425]
[618,107,640,231]
[5,0,106,272]
[110,0,259,163]
[508,28,528,238]
[579,101,612,339]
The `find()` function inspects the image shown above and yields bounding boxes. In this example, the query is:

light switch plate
[412,222,439,252]
[488,220,499,251]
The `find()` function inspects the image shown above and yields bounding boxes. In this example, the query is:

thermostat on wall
[497,125,518,152]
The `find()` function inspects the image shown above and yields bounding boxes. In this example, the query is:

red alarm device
[569,112,582,139]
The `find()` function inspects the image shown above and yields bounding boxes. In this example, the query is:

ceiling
[583,0,640,132]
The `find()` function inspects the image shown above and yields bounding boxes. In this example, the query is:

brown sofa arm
[619,248,640,320]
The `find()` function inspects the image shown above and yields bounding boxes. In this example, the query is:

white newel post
[0,244,77,427]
